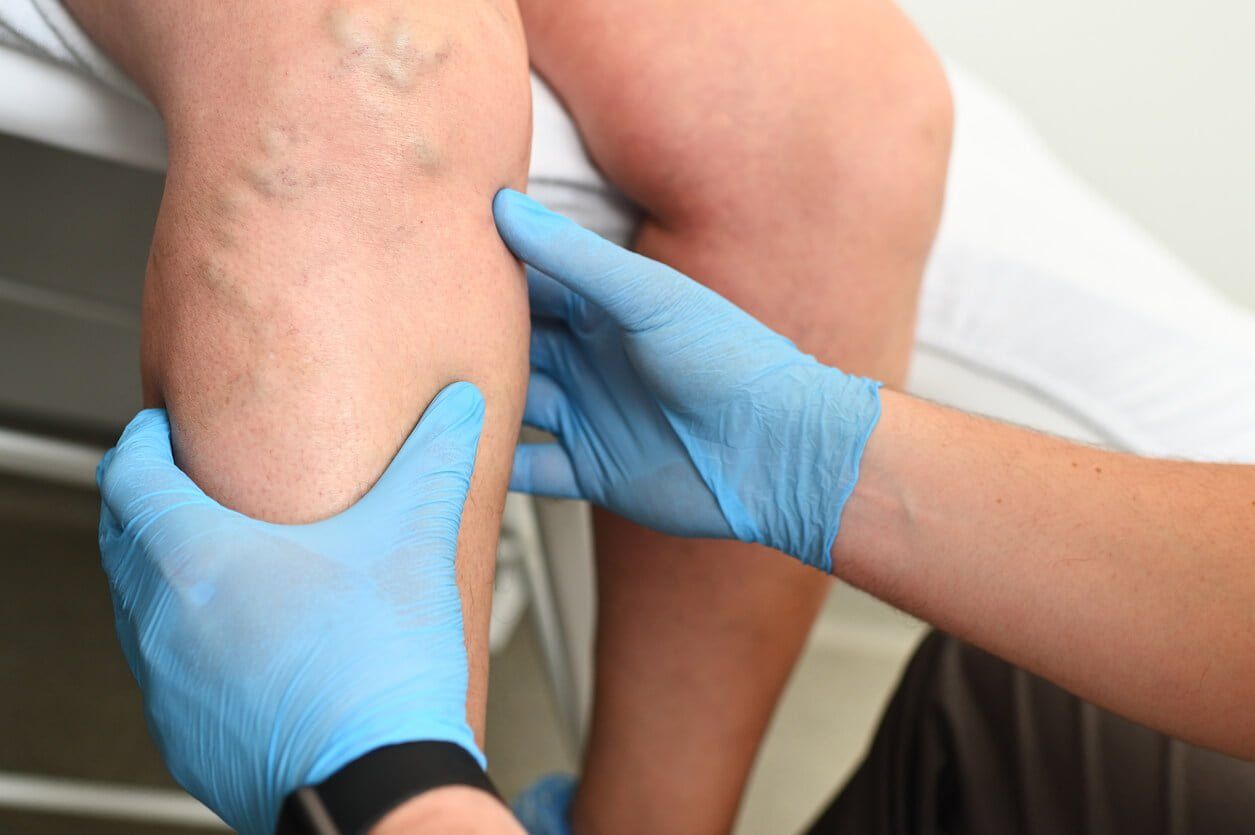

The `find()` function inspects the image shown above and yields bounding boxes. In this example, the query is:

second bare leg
[521,0,952,830]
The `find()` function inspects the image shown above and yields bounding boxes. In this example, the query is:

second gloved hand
[96,383,486,835]
[494,190,881,571]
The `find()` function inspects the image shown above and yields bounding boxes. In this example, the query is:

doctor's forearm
[835,389,1255,758]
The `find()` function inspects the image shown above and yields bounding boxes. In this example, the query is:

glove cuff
[816,373,882,571]
[774,366,882,572]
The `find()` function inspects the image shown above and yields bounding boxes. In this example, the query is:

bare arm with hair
[839,390,1255,758]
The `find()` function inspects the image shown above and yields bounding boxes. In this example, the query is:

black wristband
[275,741,500,835]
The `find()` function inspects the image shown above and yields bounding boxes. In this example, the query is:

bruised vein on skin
[327,6,452,94]
[243,125,319,202]
[184,4,467,409]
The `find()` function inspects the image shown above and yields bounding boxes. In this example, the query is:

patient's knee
[619,34,953,252]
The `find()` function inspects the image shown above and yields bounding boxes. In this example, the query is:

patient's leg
[520,0,952,830]
[64,0,532,739]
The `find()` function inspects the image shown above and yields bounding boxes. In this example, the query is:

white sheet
[924,64,1255,462]
[0,0,142,102]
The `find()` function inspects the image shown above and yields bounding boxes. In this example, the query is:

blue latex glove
[494,190,882,571]
[96,383,486,835]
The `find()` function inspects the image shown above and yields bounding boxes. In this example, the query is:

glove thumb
[344,382,486,548]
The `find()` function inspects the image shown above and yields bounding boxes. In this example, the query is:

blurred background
[1,2,1251,833]
[901,0,1255,310]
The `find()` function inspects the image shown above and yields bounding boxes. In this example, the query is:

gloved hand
[495,190,882,571]
[96,383,486,835]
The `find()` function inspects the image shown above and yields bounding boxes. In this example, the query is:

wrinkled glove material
[496,190,881,571]
[96,383,486,835]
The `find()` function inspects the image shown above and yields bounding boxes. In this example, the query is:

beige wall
[901,0,1255,310]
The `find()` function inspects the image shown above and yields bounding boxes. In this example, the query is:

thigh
[810,632,1255,835]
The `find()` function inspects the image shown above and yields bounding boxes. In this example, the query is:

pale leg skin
[64,0,533,742]
[518,0,953,831]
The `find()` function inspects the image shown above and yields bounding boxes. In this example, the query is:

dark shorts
[806,631,1255,835]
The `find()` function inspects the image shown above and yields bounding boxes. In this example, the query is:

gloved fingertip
[492,188,548,222]
[508,449,531,495]
[524,264,554,284]
[96,448,115,491]
[509,443,581,501]
[492,186,525,210]
[431,380,485,419]
[492,189,567,255]
[124,406,170,434]
[98,408,179,503]
[425,382,486,447]
[384,382,487,489]
[97,501,124,559]
[116,408,174,458]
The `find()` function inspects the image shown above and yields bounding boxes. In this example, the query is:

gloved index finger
[493,189,691,333]
[526,266,581,322]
